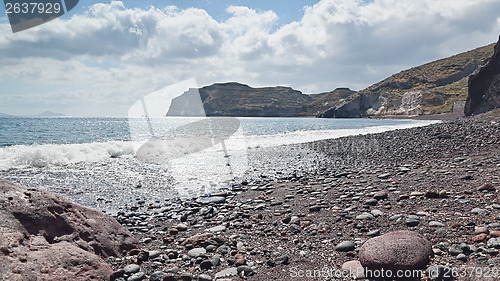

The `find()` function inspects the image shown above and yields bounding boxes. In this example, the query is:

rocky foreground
[103,118,499,281]
[1,118,498,281]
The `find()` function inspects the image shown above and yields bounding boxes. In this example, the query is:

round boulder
[359,230,433,271]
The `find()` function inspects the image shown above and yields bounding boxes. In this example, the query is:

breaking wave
[0,119,439,171]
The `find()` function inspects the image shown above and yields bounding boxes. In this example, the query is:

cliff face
[199,83,313,117]
[167,82,313,117]
[319,94,381,118]
[306,88,358,116]
[465,36,500,116]
[318,43,495,118]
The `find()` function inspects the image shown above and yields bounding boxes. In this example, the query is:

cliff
[465,36,500,116]
[196,83,311,117]
[167,42,496,118]
[319,43,495,118]
[306,88,358,116]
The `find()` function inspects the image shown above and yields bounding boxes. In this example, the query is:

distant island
[34,111,66,117]
[0,111,65,117]
[168,41,498,118]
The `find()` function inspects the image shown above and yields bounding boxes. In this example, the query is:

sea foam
[0,141,135,171]
[0,119,439,171]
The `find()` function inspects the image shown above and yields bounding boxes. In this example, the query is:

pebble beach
[106,118,500,281]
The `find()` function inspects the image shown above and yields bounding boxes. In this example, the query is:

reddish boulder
[359,230,433,274]
[0,240,113,281]
[0,180,137,280]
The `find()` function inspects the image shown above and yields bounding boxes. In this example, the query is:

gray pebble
[389,214,403,221]
[127,272,145,281]
[211,256,221,266]
[123,264,140,274]
[198,274,212,281]
[188,247,207,258]
[215,267,238,278]
[149,250,162,259]
[335,241,356,252]
[200,259,213,270]
[207,225,226,233]
[149,271,165,281]
[367,229,381,237]
[237,265,255,276]
[406,215,420,227]
[309,205,322,212]
[275,255,289,265]
[370,210,384,217]
[456,253,468,261]
[429,221,445,227]
[377,173,391,179]
[471,208,487,215]
[448,245,463,256]
[356,212,374,220]
[373,190,389,200]
[487,237,500,249]
[206,245,217,252]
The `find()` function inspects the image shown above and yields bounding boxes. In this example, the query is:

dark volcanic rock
[359,231,433,272]
[465,35,500,116]
[0,180,137,280]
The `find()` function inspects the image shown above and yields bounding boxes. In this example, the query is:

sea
[0,116,439,213]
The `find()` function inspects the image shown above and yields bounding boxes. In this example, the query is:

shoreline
[0,118,439,214]
[103,118,500,281]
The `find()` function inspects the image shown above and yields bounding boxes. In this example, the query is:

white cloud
[223,5,278,35]
[0,0,499,115]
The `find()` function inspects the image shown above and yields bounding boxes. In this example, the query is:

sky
[0,0,499,116]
